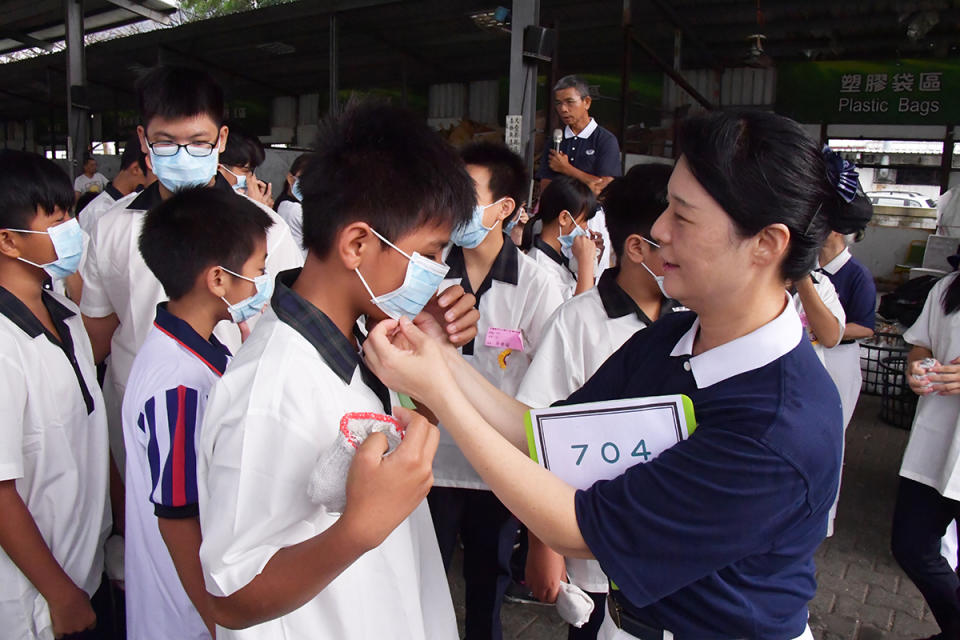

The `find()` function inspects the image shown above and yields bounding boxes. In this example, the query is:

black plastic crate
[860,332,909,396]
[878,355,919,430]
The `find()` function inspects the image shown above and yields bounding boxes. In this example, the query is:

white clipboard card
[525,395,697,490]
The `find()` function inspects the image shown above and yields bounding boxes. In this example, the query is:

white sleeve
[261,205,305,274]
[516,307,581,408]
[904,275,950,350]
[0,351,27,481]
[73,175,84,191]
[815,275,846,347]
[78,227,115,318]
[523,273,565,361]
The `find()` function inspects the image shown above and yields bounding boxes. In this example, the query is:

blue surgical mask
[220,267,274,323]
[450,198,506,249]
[558,219,589,261]
[504,218,519,234]
[291,177,303,202]
[220,165,247,193]
[355,228,450,320]
[10,217,84,279]
[150,147,219,192]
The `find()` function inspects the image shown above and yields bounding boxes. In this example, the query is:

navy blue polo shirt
[537,118,622,181]
[566,305,842,639]
[821,250,876,330]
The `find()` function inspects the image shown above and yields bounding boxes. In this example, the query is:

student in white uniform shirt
[521,175,601,300]
[197,101,481,639]
[430,142,563,640]
[790,270,845,365]
[217,120,275,210]
[274,153,311,254]
[517,163,680,639]
[892,257,960,640]
[123,189,275,640]
[79,65,303,474]
[0,151,110,639]
[78,133,151,234]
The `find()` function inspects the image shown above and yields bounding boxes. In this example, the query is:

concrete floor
[445,394,943,639]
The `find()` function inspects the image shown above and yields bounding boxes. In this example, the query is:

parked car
[866,190,937,209]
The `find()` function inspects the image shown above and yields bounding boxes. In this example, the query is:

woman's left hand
[364,316,452,405]
[928,357,960,395]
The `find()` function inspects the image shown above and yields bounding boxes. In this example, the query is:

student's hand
[907,359,936,396]
[48,584,96,638]
[246,177,274,208]
[928,358,960,395]
[572,235,597,268]
[364,316,452,405]
[418,284,479,347]
[548,150,572,175]
[340,407,438,551]
[526,535,567,604]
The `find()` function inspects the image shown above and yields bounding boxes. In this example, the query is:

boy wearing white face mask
[0,151,110,640]
[196,101,481,639]
[429,142,563,640]
[78,65,302,481]
[121,188,274,640]
[517,164,683,640]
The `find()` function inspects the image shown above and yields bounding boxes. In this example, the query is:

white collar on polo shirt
[670,295,803,389]
[564,118,598,139]
[819,247,852,275]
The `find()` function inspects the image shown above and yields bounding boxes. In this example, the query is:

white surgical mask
[638,236,668,298]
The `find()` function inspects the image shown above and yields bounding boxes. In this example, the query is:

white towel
[556,581,595,628]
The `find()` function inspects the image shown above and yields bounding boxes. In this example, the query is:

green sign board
[777,59,959,125]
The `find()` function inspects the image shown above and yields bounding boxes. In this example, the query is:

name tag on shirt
[485,327,524,351]
[525,396,696,490]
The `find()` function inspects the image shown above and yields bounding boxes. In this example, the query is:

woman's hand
[928,357,960,395]
[526,534,567,604]
[364,317,453,406]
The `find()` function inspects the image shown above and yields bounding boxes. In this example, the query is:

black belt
[839,339,857,345]
[607,594,672,640]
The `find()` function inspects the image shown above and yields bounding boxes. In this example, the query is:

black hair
[943,252,960,315]
[299,100,474,256]
[139,187,273,300]
[120,132,147,174]
[82,154,96,167]
[600,163,673,260]
[460,142,528,223]
[678,109,869,281]
[520,175,596,251]
[0,150,74,229]
[136,65,224,130]
[220,120,266,169]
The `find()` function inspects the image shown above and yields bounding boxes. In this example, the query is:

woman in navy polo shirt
[365,110,868,640]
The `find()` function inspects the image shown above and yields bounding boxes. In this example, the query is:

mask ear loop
[356,227,408,301]
[368,228,413,261]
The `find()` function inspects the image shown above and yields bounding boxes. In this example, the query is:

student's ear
[286,173,296,188]
[622,234,646,265]
[494,198,516,224]
[753,223,791,269]
[0,229,22,259]
[137,126,154,173]
[205,265,230,298]
[557,209,573,228]
[218,125,230,153]
[337,222,378,271]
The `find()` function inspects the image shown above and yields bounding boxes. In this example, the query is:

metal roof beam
[0,30,56,51]
[104,0,173,25]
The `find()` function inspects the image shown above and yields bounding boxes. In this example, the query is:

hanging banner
[777,59,958,125]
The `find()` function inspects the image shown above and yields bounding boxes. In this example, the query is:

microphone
[552,129,562,153]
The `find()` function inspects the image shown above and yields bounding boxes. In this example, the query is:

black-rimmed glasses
[147,136,220,157]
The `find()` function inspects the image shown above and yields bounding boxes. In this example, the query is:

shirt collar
[534,235,568,268]
[127,173,232,211]
[564,118,598,140]
[104,182,124,201]
[152,303,231,376]
[596,267,681,323]
[819,247,852,275]
[669,295,803,389]
[445,235,519,298]
[0,286,74,338]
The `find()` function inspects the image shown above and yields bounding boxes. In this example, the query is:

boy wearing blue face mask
[195,101,481,640]
[0,151,111,639]
[430,142,564,640]
[121,187,274,640]
[78,65,303,491]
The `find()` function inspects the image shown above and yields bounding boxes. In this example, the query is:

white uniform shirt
[122,304,231,640]
[79,176,303,468]
[516,267,683,593]
[198,270,456,640]
[900,272,960,499]
[433,239,563,489]
[276,199,305,257]
[0,289,110,640]
[791,273,846,365]
[527,236,578,300]
[78,183,124,234]
[74,172,108,194]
